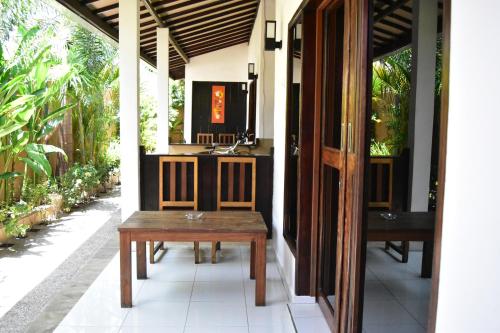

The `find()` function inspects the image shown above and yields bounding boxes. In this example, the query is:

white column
[119,0,141,221]
[408,0,437,212]
[156,27,170,153]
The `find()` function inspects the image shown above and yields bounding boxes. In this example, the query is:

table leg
[255,236,266,306]
[250,241,256,280]
[136,241,147,279]
[120,232,132,308]
[421,240,434,278]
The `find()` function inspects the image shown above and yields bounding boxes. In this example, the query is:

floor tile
[364,267,378,281]
[363,280,394,301]
[362,300,418,325]
[288,303,323,318]
[249,321,297,333]
[244,280,288,306]
[247,303,290,326]
[135,280,193,303]
[294,316,330,333]
[54,326,120,333]
[382,279,431,301]
[148,262,197,282]
[186,302,247,327]
[195,262,243,282]
[58,296,128,327]
[363,323,425,333]
[184,326,249,333]
[122,301,189,327]
[242,262,282,281]
[191,281,245,303]
[398,298,430,326]
[119,326,184,333]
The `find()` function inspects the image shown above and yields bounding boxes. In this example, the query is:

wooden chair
[156,156,200,263]
[197,133,213,144]
[369,157,409,262]
[218,133,236,145]
[212,157,257,263]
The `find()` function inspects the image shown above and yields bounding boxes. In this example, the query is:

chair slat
[227,162,234,201]
[239,163,245,202]
[376,163,383,202]
[181,162,187,201]
[169,162,176,201]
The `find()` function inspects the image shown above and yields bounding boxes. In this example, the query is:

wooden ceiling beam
[170,4,257,31]
[374,0,410,23]
[180,23,253,44]
[186,37,250,58]
[173,17,255,39]
[142,0,189,64]
[92,3,118,15]
[179,28,252,49]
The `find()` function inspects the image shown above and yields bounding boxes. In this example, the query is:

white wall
[436,1,500,331]
[184,43,249,143]
[248,0,276,139]
[271,0,314,303]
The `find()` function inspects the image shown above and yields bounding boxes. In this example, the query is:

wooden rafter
[142,0,189,64]
[374,0,410,23]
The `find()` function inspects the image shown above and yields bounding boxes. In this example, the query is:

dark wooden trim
[428,0,450,331]
[248,79,257,137]
[293,7,318,296]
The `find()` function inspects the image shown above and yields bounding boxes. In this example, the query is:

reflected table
[367,211,435,278]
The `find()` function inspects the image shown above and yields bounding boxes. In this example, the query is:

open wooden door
[313,0,369,332]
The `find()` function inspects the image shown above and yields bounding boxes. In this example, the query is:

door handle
[348,122,353,153]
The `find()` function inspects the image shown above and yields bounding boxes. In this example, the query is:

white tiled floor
[55,242,298,333]
[362,243,430,333]
[53,241,430,333]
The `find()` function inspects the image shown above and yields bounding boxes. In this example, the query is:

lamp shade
[265,20,281,50]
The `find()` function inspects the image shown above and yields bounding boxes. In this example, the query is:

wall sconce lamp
[265,20,282,51]
[241,82,248,93]
[293,23,302,51]
[248,63,258,80]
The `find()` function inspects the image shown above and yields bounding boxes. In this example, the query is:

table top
[368,211,435,232]
[118,211,268,234]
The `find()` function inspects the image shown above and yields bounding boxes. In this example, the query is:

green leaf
[19,157,45,175]
[25,144,52,176]
[0,172,22,180]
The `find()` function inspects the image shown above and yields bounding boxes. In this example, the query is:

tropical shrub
[21,179,51,207]
[0,201,30,237]
[59,163,100,210]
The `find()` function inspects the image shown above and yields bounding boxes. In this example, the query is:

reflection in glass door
[317,0,346,324]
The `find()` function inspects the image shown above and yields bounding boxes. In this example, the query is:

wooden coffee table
[118,211,268,307]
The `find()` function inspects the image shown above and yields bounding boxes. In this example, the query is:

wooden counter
[139,149,274,238]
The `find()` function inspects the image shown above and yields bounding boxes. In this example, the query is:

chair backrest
[217,157,256,211]
[368,157,393,210]
[159,156,198,210]
[218,133,236,145]
[197,133,213,144]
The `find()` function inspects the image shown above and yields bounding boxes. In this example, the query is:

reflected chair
[197,133,213,144]
[218,133,236,145]
[212,157,256,263]
[369,157,409,262]
[156,156,200,264]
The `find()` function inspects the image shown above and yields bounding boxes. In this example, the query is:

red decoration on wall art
[211,85,225,124]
